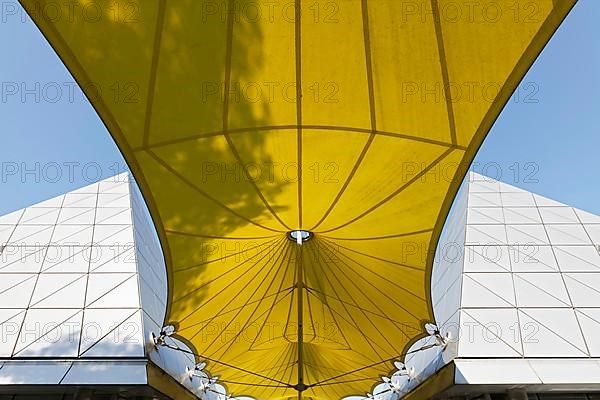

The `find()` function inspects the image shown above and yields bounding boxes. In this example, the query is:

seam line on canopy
[255,350,296,376]
[295,0,303,229]
[141,0,166,147]
[306,343,439,388]
[305,283,320,342]
[132,125,466,151]
[317,258,418,341]
[317,239,425,321]
[222,0,235,134]
[172,236,281,273]
[224,137,294,231]
[179,239,288,324]
[302,291,386,361]
[302,244,353,349]
[302,245,352,351]
[221,0,292,232]
[206,243,294,358]
[145,149,284,233]
[281,344,299,397]
[309,242,398,352]
[361,0,377,131]
[257,345,296,398]
[184,247,288,340]
[177,288,294,333]
[319,238,426,304]
[162,343,294,387]
[304,287,418,332]
[283,246,298,341]
[315,376,390,387]
[305,243,386,359]
[217,380,289,388]
[240,344,294,376]
[308,0,378,232]
[164,230,280,240]
[302,360,373,380]
[321,228,434,241]
[320,238,425,271]
[172,237,284,305]
[318,147,456,233]
[312,262,393,357]
[173,239,277,274]
[238,287,296,352]
[431,0,458,146]
[247,246,296,350]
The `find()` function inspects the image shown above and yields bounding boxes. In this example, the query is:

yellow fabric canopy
[21,0,576,398]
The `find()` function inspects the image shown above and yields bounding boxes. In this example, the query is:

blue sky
[0,0,598,217]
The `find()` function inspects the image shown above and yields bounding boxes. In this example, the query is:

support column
[296,243,305,400]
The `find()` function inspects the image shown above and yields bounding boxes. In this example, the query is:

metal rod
[297,241,305,400]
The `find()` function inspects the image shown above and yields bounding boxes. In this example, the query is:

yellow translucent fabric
[20,0,576,398]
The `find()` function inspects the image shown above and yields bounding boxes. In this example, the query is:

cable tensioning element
[306,343,439,389]
[160,342,295,388]
[155,325,446,391]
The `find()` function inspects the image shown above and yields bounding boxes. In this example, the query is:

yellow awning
[20,0,576,398]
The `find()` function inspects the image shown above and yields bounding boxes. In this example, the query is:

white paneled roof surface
[384,172,600,399]
[0,174,222,398]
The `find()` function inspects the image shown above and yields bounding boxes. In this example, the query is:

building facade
[2,172,600,399]
[377,173,600,400]
[0,173,219,399]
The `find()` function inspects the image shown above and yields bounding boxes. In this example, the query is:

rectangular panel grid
[456,172,600,359]
[0,174,163,360]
